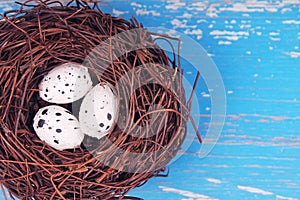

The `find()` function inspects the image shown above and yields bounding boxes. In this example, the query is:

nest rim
[0,1,200,199]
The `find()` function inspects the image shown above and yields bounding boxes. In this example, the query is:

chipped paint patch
[171,19,197,29]
[130,2,142,8]
[276,195,298,200]
[112,9,129,17]
[201,92,211,98]
[210,30,249,36]
[177,13,193,19]
[136,9,160,16]
[218,41,232,45]
[282,20,300,25]
[163,29,180,38]
[197,19,208,24]
[214,35,240,41]
[159,186,218,200]
[219,4,265,13]
[237,185,273,195]
[283,51,300,58]
[184,29,203,40]
[269,32,280,36]
[206,178,222,184]
[187,2,208,11]
[270,37,281,41]
[210,30,249,43]
[165,1,186,11]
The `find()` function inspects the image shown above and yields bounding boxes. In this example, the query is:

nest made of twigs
[0,1,200,199]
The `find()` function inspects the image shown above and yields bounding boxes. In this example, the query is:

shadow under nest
[0,0,200,199]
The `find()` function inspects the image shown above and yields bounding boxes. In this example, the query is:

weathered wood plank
[1,0,300,199]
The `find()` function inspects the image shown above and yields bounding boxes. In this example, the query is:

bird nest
[0,1,201,199]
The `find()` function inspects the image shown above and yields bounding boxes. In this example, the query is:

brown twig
[0,0,201,199]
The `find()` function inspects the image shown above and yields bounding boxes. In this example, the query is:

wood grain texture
[1,0,300,199]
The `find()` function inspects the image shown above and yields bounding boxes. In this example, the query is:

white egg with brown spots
[79,83,117,139]
[39,62,92,104]
[33,105,84,150]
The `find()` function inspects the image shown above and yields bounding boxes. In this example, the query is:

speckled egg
[33,105,84,150]
[79,83,117,139]
[39,62,93,104]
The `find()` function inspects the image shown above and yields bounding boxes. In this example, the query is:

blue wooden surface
[1,0,300,199]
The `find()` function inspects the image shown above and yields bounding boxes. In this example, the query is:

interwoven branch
[0,1,199,199]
